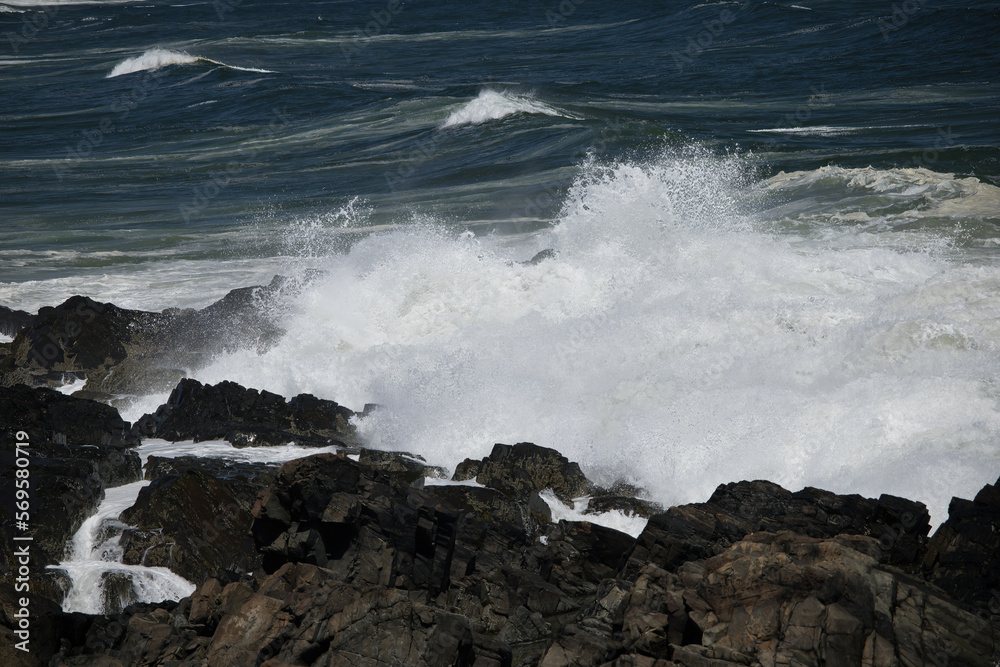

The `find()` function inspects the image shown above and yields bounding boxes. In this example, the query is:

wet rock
[522,249,557,265]
[670,531,995,666]
[585,495,663,519]
[454,443,593,504]
[119,468,260,584]
[922,474,1000,614]
[0,305,33,339]
[143,455,276,508]
[0,385,141,571]
[625,479,930,578]
[0,274,312,397]
[132,378,358,447]
[358,448,448,484]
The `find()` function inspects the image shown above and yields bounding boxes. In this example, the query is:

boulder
[922,474,1000,614]
[625,480,930,579]
[132,378,358,447]
[0,274,313,397]
[0,385,141,575]
[118,469,260,585]
[454,442,593,504]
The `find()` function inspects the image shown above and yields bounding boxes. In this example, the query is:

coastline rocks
[0,305,34,339]
[0,274,310,398]
[0,385,141,574]
[625,479,930,580]
[132,378,358,447]
[30,446,1000,667]
[454,442,594,504]
[922,474,1000,614]
[118,468,261,585]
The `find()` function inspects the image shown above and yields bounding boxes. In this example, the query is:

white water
[540,491,649,538]
[181,151,1000,528]
[53,481,196,615]
[107,48,274,78]
[52,439,346,614]
[442,89,576,128]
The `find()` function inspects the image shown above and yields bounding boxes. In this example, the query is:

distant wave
[107,48,275,78]
[766,166,1000,220]
[442,89,578,128]
[750,124,927,137]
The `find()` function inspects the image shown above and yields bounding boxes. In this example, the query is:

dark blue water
[2,0,997,272]
[2,0,1000,525]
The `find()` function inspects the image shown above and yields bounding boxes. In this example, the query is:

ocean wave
[188,149,1000,529]
[107,47,275,78]
[766,165,1000,222]
[441,89,578,128]
[750,124,928,137]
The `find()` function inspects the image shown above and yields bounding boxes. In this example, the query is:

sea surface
[2,0,1000,526]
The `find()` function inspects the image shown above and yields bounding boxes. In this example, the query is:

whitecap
[442,89,578,128]
[107,47,275,78]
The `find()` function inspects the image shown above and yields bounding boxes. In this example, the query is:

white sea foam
[107,47,274,78]
[52,481,197,614]
[442,89,576,128]
[540,491,649,538]
[767,165,1000,224]
[189,151,1000,528]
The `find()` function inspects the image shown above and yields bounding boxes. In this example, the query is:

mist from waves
[165,147,1000,527]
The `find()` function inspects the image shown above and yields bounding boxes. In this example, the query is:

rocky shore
[2,287,999,666]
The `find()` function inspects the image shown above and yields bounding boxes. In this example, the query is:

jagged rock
[585,495,663,519]
[0,305,33,338]
[132,378,358,447]
[143,455,276,508]
[625,480,930,579]
[118,469,260,584]
[454,443,593,504]
[0,385,140,573]
[0,275,312,397]
[922,474,1000,614]
[670,531,995,666]
[15,438,999,667]
[358,448,448,484]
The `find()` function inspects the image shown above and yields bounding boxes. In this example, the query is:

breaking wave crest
[186,149,1000,528]
[107,48,275,78]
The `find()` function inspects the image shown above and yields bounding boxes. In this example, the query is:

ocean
[2,0,1000,529]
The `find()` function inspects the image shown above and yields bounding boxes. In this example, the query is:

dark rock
[143,455,276,507]
[454,443,593,504]
[585,495,663,519]
[0,385,141,572]
[922,474,1000,614]
[119,469,260,585]
[358,448,448,484]
[132,378,358,447]
[0,305,33,338]
[522,249,557,266]
[0,274,313,398]
[625,479,930,578]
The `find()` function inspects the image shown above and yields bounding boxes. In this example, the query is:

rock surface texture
[0,376,998,666]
